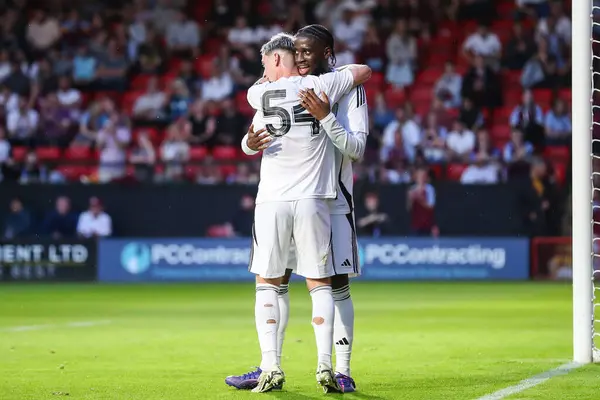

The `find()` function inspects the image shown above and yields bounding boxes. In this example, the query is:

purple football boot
[225,367,284,390]
[335,373,357,393]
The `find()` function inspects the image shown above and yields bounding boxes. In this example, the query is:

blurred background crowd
[0,0,572,186]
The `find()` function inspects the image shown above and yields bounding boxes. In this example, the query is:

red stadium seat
[11,146,27,161]
[130,74,155,90]
[493,107,513,126]
[551,161,567,186]
[189,146,209,161]
[446,164,468,181]
[559,88,572,104]
[417,68,444,85]
[122,91,143,114]
[532,89,553,110]
[195,55,216,79]
[503,70,521,87]
[504,88,522,106]
[219,164,237,177]
[384,88,407,109]
[132,127,161,145]
[56,165,94,181]
[212,146,237,160]
[36,147,61,161]
[544,146,570,161]
[410,86,433,104]
[64,146,92,160]
[236,90,254,117]
[491,125,512,140]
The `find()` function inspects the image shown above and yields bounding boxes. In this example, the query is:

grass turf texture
[0,282,598,400]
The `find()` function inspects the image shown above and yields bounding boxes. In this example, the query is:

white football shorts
[249,199,334,279]
[288,213,360,277]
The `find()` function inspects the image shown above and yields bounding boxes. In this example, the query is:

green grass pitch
[1,282,599,399]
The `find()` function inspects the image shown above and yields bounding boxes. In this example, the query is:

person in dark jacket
[42,196,78,238]
[3,197,31,238]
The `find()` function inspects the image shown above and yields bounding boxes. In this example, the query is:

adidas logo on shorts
[341,259,352,267]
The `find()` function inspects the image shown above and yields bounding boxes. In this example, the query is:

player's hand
[299,88,330,121]
[246,124,271,151]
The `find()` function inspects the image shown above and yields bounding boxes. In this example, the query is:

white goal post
[572,1,596,364]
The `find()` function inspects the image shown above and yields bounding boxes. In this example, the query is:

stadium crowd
[0,0,571,187]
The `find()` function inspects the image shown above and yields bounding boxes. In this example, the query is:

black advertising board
[0,239,97,282]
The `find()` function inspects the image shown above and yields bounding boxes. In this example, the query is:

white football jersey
[247,70,355,204]
[328,84,369,214]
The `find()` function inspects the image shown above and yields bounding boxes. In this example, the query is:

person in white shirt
[460,153,499,184]
[536,1,571,43]
[165,10,201,55]
[133,77,166,120]
[6,96,39,143]
[200,63,234,102]
[447,121,475,161]
[333,5,367,52]
[228,16,260,48]
[56,76,82,110]
[462,23,502,66]
[381,107,421,162]
[95,118,131,182]
[160,121,190,180]
[434,61,462,108]
[77,197,112,238]
[0,127,10,164]
[235,33,370,393]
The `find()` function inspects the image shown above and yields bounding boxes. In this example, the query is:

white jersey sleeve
[319,84,368,161]
[247,84,264,110]
[316,69,355,106]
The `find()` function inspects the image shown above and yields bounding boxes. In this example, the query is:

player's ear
[274,53,281,67]
[323,47,332,62]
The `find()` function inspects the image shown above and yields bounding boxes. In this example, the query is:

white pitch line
[475,362,583,400]
[0,320,112,332]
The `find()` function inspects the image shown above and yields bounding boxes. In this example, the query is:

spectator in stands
[420,127,447,164]
[504,22,536,70]
[56,76,82,110]
[0,50,11,82]
[381,107,421,162]
[509,89,545,145]
[135,27,166,74]
[164,79,192,121]
[228,194,255,236]
[334,41,356,67]
[4,59,30,96]
[72,44,97,88]
[461,54,501,108]
[516,0,551,19]
[0,84,18,116]
[216,98,246,145]
[434,61,462,108]
[358,24,385,72]
[26,9,61,56]
[19,150,46,184]
[334,4,367,52]
[201,62,234,102]
[133,77,166,122]
[42,196,78,239]
[544,98,571,144]
[232,46,263,89]
[51,48,73,77]
[161,120,190,181]
[407,168,438,237]
[195,156,223,184]
[503,128,534,163]
[96,117,131,182]
[382,159,411,184]
[77,196,112,238]
[458,97,484,131]
[94,39,128,91]
[385,19,416,88]
[166,10,201,57]
[357,192,389,237]
[428,96,452,129]
[372,93,394,130]
[38,93,77,147]
[227,16,258,49]
[7,95,39,146]
[460,154,499,184]
[521,37,557,89]
[447,120,475,162]
[0,127,9,165]
[537,1,570,43]
[177,59,201,95]
[129,130,156,182]
[188,100,217,146]
[462,22,501,68]
[74,101,101,146]
[471,128,500,161]
[3,197,31,239]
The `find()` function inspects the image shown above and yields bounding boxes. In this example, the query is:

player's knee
[266,319,277,324]
[312,317,324,325]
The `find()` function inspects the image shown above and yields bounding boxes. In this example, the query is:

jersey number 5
[262,89,320,137]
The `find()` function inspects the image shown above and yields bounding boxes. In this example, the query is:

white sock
[310,285,334,369]
[333,284,354,376]
[276,284,290,365]
[255,283,280,371]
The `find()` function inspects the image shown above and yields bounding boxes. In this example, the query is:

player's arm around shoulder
[336,64,372,88]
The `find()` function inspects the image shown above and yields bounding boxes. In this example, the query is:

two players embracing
[226,25,370,394]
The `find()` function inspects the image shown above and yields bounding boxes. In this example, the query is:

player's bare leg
[306,276,340,393]
[332,273,357,392]
[251,275,285,392]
